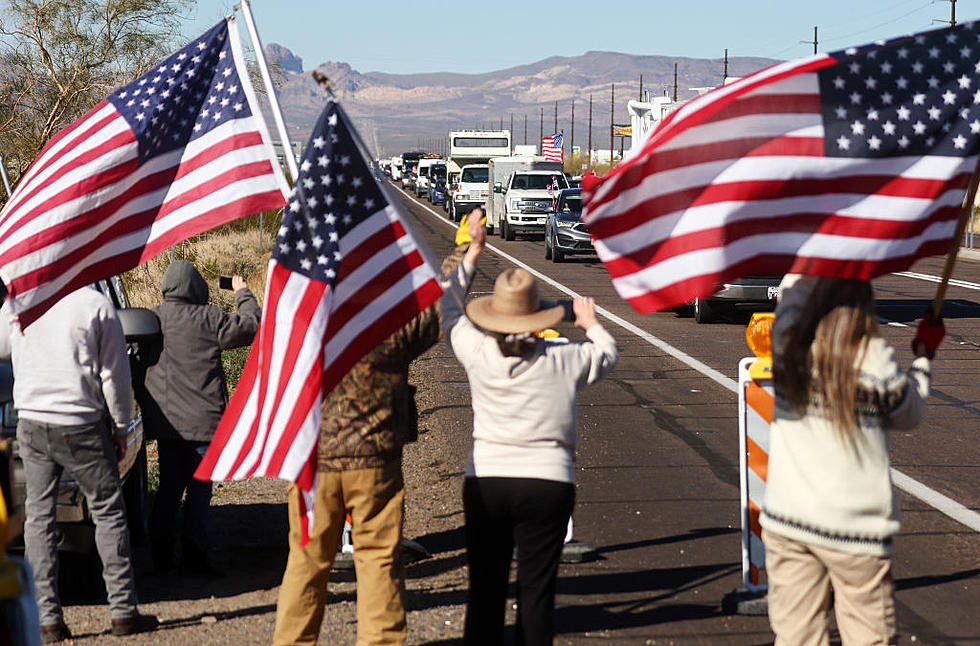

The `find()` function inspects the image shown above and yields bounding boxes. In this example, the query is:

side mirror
[493,182,503,194]
[118,308,161,342]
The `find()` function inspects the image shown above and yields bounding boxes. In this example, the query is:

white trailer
[447,130,510,221]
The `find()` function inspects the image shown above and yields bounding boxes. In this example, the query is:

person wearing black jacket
[141,260,261,574]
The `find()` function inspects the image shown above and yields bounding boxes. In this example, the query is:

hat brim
[466,295,564,334]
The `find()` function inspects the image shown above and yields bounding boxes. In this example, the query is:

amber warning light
[746,312,774,380]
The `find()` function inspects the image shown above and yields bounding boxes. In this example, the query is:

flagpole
[931,154,980,319]
[337,105,456,289]
[235,0,300,181]
[0,154,12,196]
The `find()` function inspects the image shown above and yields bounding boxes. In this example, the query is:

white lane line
[895,271,980,291]
[400,188,980,533]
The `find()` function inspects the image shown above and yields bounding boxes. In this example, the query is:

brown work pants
[273,461,406,646]
[763,528,897,646]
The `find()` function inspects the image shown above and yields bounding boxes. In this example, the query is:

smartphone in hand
[219,276,233,290]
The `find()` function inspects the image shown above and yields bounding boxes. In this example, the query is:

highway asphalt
[393,183,980,644]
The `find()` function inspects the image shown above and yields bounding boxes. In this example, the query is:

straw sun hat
[466,269,564,334]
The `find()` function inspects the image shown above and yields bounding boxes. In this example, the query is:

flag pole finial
[312,71,335,98]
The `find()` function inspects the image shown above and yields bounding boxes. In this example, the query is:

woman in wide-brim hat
[441,212,618,646]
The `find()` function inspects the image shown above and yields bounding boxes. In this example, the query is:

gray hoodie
[142,261,260,442]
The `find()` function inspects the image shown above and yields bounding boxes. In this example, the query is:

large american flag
[584,22,980,313]
[195,100,442,543]
[542,133,564,162]
[0,19,288,327]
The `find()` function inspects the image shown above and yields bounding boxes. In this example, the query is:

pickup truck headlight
[509,199,521,211]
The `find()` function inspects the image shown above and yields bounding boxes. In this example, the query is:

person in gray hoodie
[141,260,260,574]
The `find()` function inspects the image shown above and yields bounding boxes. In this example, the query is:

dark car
[544,188,594,263]
[429,179,447,205]
[2,277,161,559]
[689,276,783,323]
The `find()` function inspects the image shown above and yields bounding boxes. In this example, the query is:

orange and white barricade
[737,352,773,591]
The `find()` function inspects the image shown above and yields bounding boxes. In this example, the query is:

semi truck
[446,130,510,221]
[486,156,566,240]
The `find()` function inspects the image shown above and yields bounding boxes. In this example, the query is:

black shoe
[111,612,159,636]
[40,622,72,643]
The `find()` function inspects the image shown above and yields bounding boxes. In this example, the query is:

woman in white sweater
[441,212,618,645]
[761,274,944,645]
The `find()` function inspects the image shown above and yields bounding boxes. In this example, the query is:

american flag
[0,19,288,327]
[584,22,980,313]
[542,133,564,162]
[195,100,442,543]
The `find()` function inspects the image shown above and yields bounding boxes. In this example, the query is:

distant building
[271,140,304,170]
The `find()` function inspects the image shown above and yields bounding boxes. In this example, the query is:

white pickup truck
[487,156,567,240]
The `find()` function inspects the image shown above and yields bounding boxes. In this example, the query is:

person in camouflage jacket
[273,242,469,646]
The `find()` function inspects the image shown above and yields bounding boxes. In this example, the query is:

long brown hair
[774,278,878,442]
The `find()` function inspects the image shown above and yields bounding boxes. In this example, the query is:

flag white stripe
[656,115,822,152]
[3,103,122,217]
[605,217,958,299]
[333,227,421,307]
[323,263,437,361]
[595,187,968,261]
[586,151,975,232]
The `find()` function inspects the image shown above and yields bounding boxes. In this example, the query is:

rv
[446,130,510,221]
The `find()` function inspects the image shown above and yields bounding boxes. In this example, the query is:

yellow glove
[456,212,487,245]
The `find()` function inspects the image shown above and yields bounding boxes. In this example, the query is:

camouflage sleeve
[395,244,470,361]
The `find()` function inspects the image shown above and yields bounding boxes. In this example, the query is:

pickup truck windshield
[461,168,488,182]
[512,174,568,190]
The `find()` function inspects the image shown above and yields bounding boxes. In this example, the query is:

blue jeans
[150,439,212,552]
[18,418,138,624]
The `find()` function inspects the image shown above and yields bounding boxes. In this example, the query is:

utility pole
[510,113,514,139]
[610,83,615,166]
[937,0,957,25]
[570,99,575,162]
[540,106,544,147]
[802,26,818,54]
[554,100,558,134]
[673,63,678,102]
[723,48,729,82]
[639,74,643,101]
[587,94,593,171]
[524,113,527,144]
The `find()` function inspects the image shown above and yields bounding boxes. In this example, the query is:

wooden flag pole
[931,156,980,319]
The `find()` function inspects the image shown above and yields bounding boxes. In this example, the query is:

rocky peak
[265,43,303,73]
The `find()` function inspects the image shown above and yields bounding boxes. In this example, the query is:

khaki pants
[273,461,406,646]
[763,529,897,646]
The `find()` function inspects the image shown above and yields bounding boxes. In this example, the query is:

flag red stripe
[601,204,962,279]
[222,263,292,479]
[252,280,327,476]
[8,103,120,210]
[696,93,822,125]
[589,171,969,241]
[326,249,426,337]
[335,218,406,284]
[0,157,276,271]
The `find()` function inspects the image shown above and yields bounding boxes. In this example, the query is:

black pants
[463,476,575,646]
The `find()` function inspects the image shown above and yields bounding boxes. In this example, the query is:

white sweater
[442,261,618,483]
[760,275,930,556]
[0,288,132,435]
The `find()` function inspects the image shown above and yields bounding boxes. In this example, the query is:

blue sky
[179,0,968,74]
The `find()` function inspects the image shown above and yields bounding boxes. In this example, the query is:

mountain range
[263,45,781,157]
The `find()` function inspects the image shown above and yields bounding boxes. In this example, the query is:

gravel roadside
[60,337,475,645]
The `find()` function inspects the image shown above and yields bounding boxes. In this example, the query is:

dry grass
[124,225,274,309]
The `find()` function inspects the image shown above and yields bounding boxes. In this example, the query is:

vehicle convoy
[2,276,160,559]
[545,188,594,263]
[446,130,510,221]
[390,155,403,181]
[486,156,567,240]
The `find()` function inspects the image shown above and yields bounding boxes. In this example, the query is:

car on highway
[688,276,783,323]
[429,179,447,206]
[426,163,447,202]
[544,188,594,262]
[2,277,160,564]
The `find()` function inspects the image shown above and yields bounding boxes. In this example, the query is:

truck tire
[693,297,716,324]
[499,219,506,239]
[504,220,515,241]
